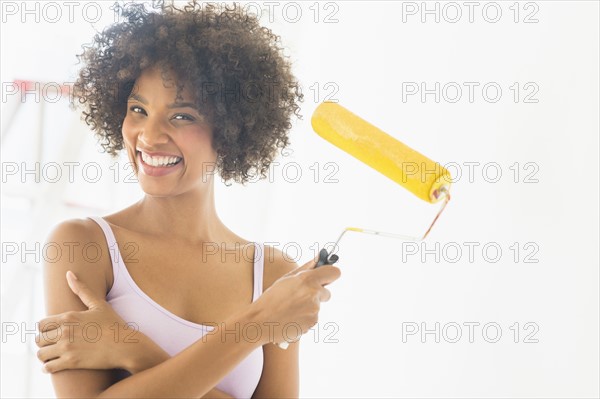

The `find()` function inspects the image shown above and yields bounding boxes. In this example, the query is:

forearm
[97,305,265,398]
[125,333,170,374]
[125,338,234,399]
[203,388,236,399]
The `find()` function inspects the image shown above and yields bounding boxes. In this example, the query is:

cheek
[121,117,136,141]
[183,127,217,160]
[121,117,139,162]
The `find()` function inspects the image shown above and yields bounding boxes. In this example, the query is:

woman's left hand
[36,271,164,374]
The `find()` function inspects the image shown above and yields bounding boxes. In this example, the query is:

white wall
[1,1,598,398]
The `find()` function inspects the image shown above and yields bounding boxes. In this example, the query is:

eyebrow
[128,94,199,110]
[167,101,199,110]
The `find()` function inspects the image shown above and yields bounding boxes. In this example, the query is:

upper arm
[41,218,117,398]
[252,246,300,399]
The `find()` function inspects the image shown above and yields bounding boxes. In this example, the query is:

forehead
[131,65,195,102]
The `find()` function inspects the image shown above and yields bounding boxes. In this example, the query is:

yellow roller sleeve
[311,102,451,203]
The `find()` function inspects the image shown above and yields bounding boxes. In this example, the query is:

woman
[35,2,341,398]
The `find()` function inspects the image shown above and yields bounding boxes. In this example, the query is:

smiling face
[122,65,217,197]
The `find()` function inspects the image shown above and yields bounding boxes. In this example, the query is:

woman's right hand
[251,255,341,346]
[35,271,170,374]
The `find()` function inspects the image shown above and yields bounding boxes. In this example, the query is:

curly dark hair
[73,0,303,184]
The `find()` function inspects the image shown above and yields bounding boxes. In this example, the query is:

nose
[138,116,169,148]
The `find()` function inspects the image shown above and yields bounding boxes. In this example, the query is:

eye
[172,113,195,122]
[129,105,147,115]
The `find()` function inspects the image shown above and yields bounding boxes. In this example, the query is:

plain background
[1,1,598,398]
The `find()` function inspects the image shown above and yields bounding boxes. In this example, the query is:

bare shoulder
[261,244,300,290]
[42,218,117,396]
[46,217,106,245]
[44,217,112,302]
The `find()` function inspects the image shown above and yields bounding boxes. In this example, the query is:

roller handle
[315,247,339,267]
[276,248,339,350]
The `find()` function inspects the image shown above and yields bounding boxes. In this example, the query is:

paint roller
[275,102,453,349]
[311,101,452,267]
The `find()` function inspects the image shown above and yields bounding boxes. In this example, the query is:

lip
[136,148,182,158]
[137,151,183,177]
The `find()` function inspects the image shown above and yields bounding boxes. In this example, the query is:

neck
[131,179,235,245]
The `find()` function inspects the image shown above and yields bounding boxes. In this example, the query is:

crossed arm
[37,220,300,398]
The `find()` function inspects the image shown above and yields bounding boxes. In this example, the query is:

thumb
[285,253,319,277]
[66,271,102,310]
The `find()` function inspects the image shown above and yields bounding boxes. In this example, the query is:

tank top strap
[87,216,120,285]
[252,242,264,302]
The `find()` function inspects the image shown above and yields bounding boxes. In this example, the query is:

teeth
[140,151,181,167]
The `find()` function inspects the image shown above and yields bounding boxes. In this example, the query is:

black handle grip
[315,248,339,267]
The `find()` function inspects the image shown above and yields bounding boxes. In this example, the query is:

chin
[137,180,181,198]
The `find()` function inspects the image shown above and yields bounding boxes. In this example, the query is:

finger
[285,254,320,277]
[37,344,61,364]
[35,329,61,348]
[66,271,103,310]
[38,317,61,333]
[322,264,340,287]
[306,265,342,286]
[319,287,332,302]
[41,356,72,374]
